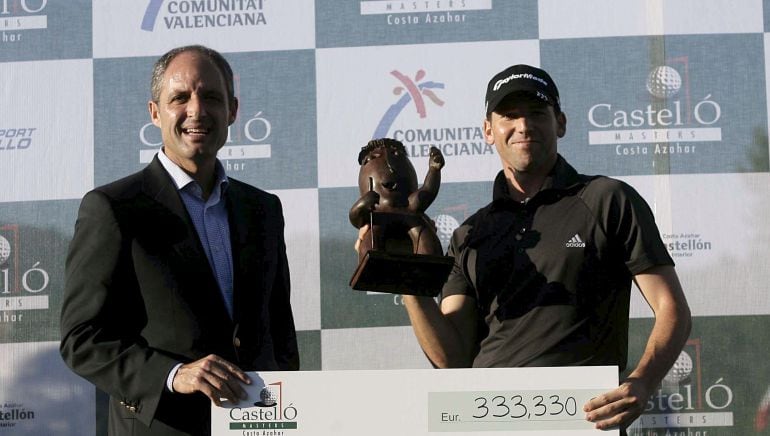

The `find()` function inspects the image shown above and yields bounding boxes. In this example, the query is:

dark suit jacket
[59,157,299,435]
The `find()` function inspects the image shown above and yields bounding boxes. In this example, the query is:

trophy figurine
[349,138,454,296]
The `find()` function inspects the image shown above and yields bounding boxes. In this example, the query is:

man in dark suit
[60,45,299,435]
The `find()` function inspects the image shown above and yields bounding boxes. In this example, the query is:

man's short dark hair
[150,45,235,104]
[358,138,407,164]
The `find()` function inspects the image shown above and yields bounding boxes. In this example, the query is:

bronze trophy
[349,138,454,296]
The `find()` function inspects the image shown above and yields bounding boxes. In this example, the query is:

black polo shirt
[442,155,673,370]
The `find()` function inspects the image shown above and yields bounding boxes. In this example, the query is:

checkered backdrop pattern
[1,1,769,434]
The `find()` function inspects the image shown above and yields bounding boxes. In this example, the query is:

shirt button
[233,337,241,348]
[517,248,524,254]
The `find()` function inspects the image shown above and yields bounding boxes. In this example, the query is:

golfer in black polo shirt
[356,64,691,433]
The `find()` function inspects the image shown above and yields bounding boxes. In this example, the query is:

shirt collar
[491,154,584,204]
[157,148,229,196]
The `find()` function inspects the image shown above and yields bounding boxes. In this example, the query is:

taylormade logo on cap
[493,72,550,92]
[485,65,561,115]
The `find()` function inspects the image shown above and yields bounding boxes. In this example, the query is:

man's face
[148,51,237,170]
[484,93,566,176]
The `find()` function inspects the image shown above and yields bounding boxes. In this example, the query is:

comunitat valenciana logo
[629,339,736,435]
[359,0,490,25]
[0,225,51,324]
[0,0,48,44]
[587,61,722,158]
[228,381,299,434]
[373,69,492,160]
[141,0,267,32]
[139,111,272,173]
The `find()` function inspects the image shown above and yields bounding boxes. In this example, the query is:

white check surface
[211,366,619,435]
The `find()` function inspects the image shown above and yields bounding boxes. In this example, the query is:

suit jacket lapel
[142,157,205,263]
[225,181,266,325]
[141,156,233,324]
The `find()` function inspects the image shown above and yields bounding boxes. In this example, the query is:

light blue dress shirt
[157,150,235,317]
[157,150,235,391]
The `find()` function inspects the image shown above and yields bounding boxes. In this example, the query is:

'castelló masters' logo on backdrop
[228,381,300,434]
[141,0,267,31]
[0,225,50,325]
[629,339,736,435]
[588,60,722,158]
[374,69,492,159]
[360,0,491,25]
[0,0,48,44]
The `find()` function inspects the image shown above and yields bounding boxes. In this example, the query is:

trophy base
[349,250,454,297]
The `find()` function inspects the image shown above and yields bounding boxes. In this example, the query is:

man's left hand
[583,377,651,430]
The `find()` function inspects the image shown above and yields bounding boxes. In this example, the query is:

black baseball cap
[484,64,561,115]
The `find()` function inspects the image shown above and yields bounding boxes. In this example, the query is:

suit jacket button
[233,337,241,347]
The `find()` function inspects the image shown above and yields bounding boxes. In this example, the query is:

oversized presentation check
[211,366,619,436]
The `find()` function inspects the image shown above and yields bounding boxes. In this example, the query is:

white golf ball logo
[260,387,277,406]
[664,350,693,383]
[646,65,682,99]
[0,235,11,266]
[434,214,460,248]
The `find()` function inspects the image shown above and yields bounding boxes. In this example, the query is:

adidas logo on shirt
[565,234,586,248]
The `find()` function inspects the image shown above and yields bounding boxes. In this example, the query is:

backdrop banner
[1,1,769,435]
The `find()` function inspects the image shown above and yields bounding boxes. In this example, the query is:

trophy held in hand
[349,138,454,296]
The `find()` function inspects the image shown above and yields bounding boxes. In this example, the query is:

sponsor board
[539,0,659,39]
[93,55,157,185]
[272,189,321,331]
[543,34,768,176]
[0,59,93,202]
[626,316,770,436]
[95,50,316,190]
[316,0,536,48]
[93,0,314,58]
[316,40,540,188]
[318,186,405,329]
[0,0,91,62]
[0,201,77,343]
[320,326,432,369]
[766,33,770,145]
[539,0,763,40]
[622,173,770,318]
[0,341,94,435]
[766,0,770,32]
[295,330,321,371]
[318,181,490,330]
